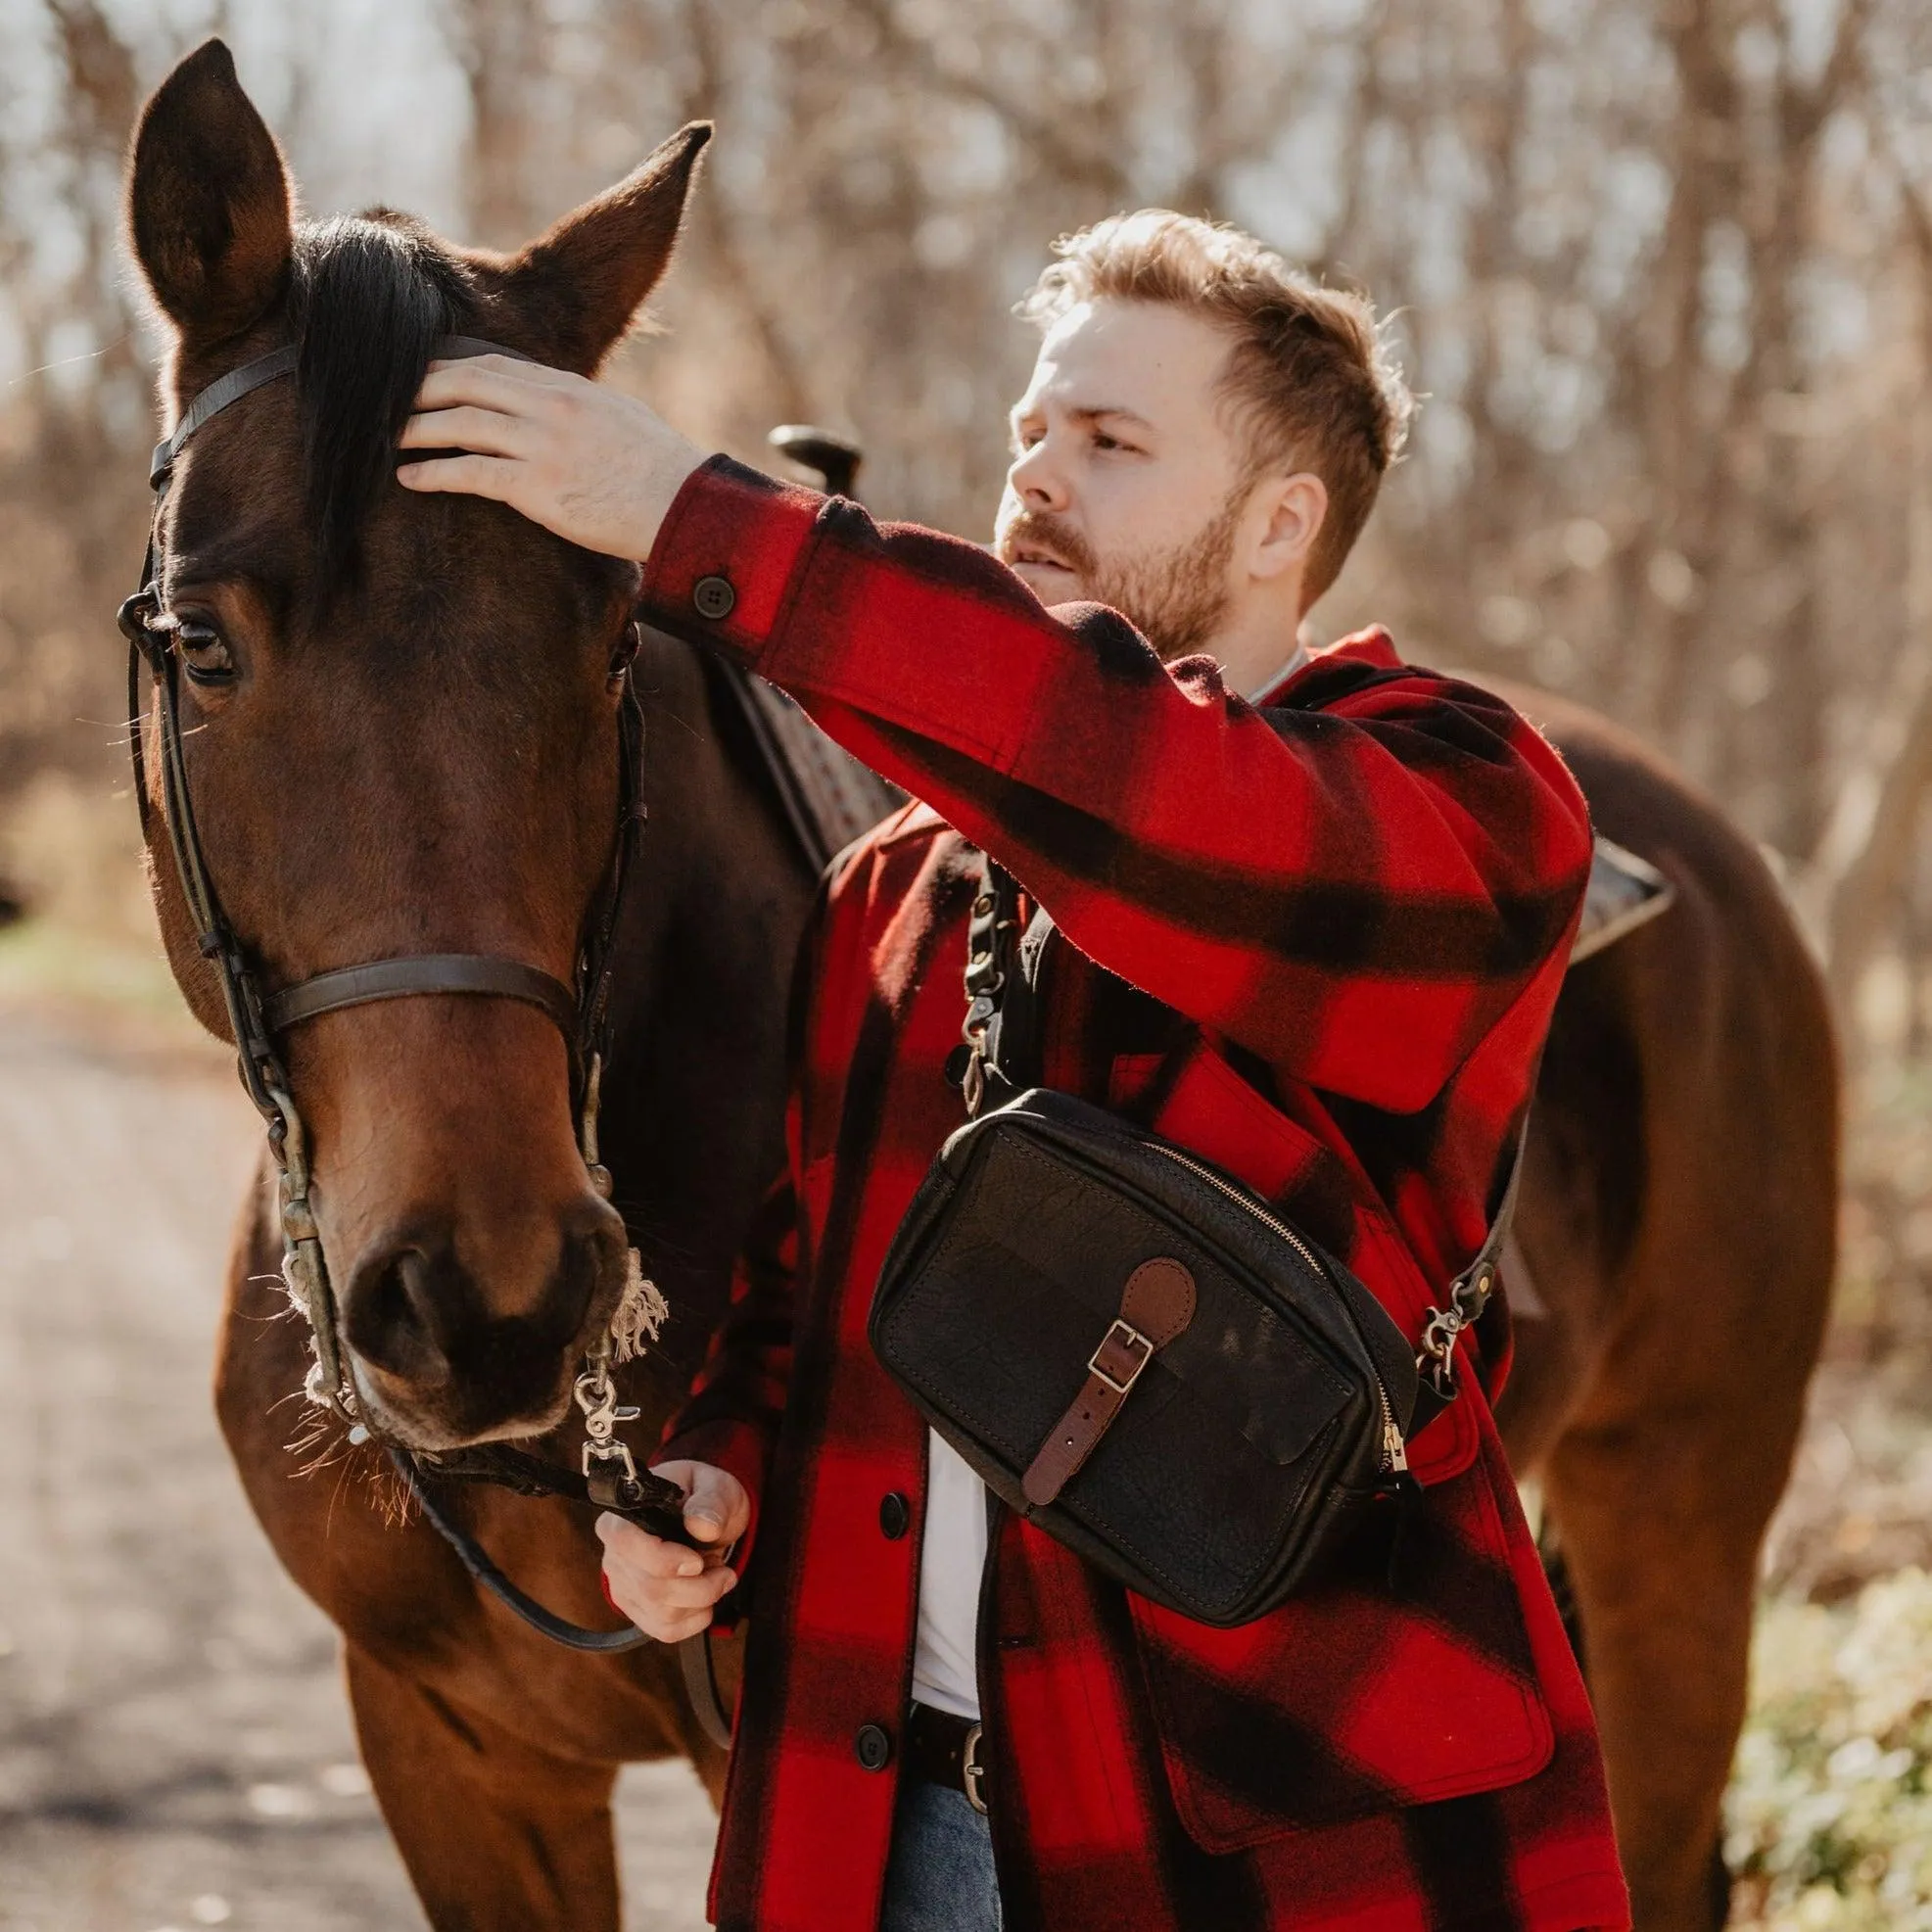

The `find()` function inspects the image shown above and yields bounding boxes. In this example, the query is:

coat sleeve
[638,456,1593,1114]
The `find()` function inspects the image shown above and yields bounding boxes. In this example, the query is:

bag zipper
[1146,1141,1409,1476]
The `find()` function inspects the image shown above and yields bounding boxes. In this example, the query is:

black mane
[288,212,472,589]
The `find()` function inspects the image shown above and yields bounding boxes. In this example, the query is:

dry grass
[1728,1570,1932,1927]
[1720,1057,1932,1925]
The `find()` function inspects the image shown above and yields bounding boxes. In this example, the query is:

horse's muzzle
[341,1191,630,1445]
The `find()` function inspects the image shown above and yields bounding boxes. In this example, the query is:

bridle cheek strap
[115,327,729,1722]
[126,325,621,1105]
[121,327,644,1406]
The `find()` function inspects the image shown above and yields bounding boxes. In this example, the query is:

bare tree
[9,0,1932,1044]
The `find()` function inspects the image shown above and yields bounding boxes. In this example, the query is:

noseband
[119,334,649,1420]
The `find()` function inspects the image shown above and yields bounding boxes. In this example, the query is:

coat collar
[1249,625,1400,708]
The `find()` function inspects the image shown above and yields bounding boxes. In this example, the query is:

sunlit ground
[0,918,716,1932]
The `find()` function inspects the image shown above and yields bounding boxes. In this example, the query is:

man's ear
[127,40,294,345]
[491,124,712,374]
[1249,472,1329,584]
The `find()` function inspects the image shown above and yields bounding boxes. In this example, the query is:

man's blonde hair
[1017,211,1413,604]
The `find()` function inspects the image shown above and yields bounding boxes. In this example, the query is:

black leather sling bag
[870,856,1519,1627]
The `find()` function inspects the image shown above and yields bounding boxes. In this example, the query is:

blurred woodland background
[7,0,1932,997]
[7,0,1932,989]
[7,0,1932,1924]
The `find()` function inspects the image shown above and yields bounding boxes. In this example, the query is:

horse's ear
[127,39,293,343]
[495,123,712,373]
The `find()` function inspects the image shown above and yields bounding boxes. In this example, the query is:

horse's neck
[597,633,814,1378]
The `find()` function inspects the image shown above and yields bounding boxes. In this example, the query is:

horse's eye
[175,620,237,687]
[608,619,641,692]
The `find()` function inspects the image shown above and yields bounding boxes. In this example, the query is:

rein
[121,334,731,1748]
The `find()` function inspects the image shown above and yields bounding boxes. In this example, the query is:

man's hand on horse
[398,355,707,562]
[595,1458,749,1642]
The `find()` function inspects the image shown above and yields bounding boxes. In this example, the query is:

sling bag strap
[954,851,1531,1434]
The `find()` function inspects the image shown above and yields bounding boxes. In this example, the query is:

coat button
[879,1491,911,1540]
[692,574,736,620]
[854,1722,892,1771]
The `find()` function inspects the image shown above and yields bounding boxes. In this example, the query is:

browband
[260,955,581,1041]
[149,333,534,488]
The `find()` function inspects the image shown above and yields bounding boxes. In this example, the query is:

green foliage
[1730,1569,1932,1926]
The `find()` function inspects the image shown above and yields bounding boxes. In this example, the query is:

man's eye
[175,620,237,686]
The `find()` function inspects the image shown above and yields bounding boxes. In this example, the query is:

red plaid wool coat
[639,455,1631,1932]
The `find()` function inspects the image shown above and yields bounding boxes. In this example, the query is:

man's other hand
[398,354,707,563]
[595,1458,749,1642]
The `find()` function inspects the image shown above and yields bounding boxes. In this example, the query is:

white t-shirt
[911,1430,987,1720]
[1250,640,1310,702]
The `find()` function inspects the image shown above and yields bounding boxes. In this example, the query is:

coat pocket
[1126,1422,1553,1853]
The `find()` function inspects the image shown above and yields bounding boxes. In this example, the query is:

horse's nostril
[345,1239,463,1388]
[341,1199,628,1422]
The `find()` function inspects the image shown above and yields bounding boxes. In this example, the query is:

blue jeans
[878,1776,1003,1932]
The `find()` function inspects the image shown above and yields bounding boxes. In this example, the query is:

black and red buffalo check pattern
[638,457,1630,1932]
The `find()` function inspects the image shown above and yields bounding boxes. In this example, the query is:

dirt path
[0,1002,714,1932]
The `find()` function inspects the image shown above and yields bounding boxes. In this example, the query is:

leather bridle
[114,336,742,1746]
[118,333,646,1426]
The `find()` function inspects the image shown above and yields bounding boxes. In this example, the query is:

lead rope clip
[572,1052,666,1489]
[1417,1263,1496,1402]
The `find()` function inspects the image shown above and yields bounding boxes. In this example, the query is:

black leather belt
[906,1701,988,1814]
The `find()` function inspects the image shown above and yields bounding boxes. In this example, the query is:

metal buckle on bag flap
[1088,1318,1153,1395]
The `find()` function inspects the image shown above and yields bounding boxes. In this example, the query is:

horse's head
[125,40,710,1449]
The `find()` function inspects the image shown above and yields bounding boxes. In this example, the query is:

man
[400,212,1630,1932]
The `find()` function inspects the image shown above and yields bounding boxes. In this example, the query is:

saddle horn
[768,424,864,500]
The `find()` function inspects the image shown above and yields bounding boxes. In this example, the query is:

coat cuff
[638,453,825,674]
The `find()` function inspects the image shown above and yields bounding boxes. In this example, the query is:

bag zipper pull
[1382,1410,1409,1476]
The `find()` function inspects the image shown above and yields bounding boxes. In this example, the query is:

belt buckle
[962,1721,988,1815]
[1087,1318,1152,1396]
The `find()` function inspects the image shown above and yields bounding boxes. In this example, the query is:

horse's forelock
[289,213,471,593]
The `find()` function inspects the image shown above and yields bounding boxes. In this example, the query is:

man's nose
[1008,439,1070,514]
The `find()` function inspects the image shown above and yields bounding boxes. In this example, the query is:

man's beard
[997,486,1246,662]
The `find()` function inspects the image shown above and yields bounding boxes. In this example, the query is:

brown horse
[1492,688,1837,1932]
[125,43,1833,1932]
[124,41,796,1923]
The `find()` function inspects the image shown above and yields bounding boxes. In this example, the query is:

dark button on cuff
[855,1722,892,1771]
[692,574,736,621]
[879,1491,911,1540]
